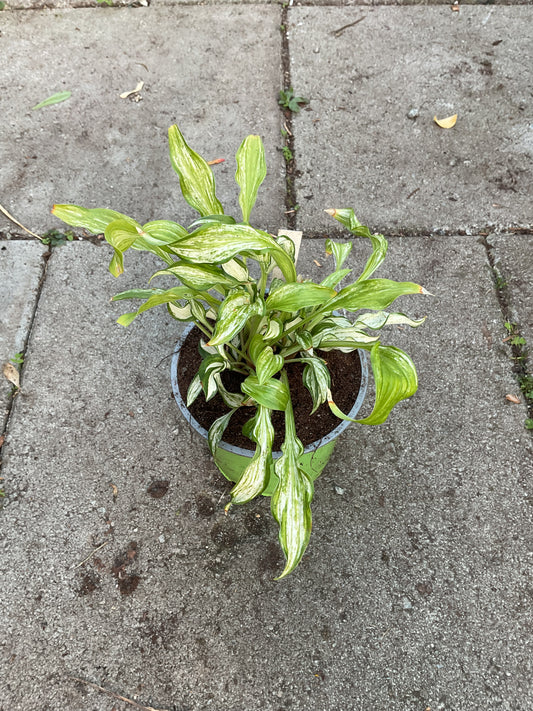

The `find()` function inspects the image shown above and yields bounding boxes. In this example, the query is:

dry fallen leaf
[207,158,225,165]
[434,114,458,129]
[506,394,521,404]
[313,259,322,267]
[3,362,20,388]
[120,81,144,99]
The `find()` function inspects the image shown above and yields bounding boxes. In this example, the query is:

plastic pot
[171,323,369,496]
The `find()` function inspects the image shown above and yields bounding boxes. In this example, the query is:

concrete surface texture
[0,2,532,711]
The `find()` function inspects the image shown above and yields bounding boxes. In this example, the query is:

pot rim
[171,322,369,459]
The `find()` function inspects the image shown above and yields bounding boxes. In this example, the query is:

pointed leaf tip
[324,209,336,216]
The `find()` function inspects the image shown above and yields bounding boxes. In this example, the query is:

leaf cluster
[52,124,427,578]
[278,88,309,113]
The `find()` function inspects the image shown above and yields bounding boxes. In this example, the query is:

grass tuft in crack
[483,237,533,430]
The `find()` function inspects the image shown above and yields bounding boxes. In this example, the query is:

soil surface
[176,327,363,452]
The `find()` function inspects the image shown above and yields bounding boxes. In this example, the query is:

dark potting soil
[176,327,362,453]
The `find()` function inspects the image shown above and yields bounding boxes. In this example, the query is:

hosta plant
[52,124,428,578]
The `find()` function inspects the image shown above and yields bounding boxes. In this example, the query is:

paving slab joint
[481,235,533,432]
[280,4,299,229]
[0,246,52,494]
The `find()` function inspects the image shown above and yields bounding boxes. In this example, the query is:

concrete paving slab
[289,6,533,234]
[1,235,532,710]
[0,6,285,235]
[0,241,47,430]
[488,233,533,348]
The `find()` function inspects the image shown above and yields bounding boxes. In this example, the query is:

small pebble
[334,485,345,495]
[158,535,165,544]
[407,108,419,119]
[402,597,413,610]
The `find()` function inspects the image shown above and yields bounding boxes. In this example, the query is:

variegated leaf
[325,208,388,281]
[214,375,246,408]
[142,220,188,242]
[104,219,143,277]
[207,289,265,347]
[295,331,313,353]
[263,318,283,341]
[168,124,224,217]
[198,354,226,401]
[271,373,314,579]
[355,310,427,330]
[167,302,193,321]
[235,134,267,224]
[186,373,203,407]
[241,375,288,411]
[330,279,427,312]
[137,286,195,314]
[357,344,418,425]
[52,204,138,235]
[301,356,331,413]
[325,239,352,269]
[150,263,240,291]
[221,258,249,282]
[169,223,296,284]
[266,283,336,313]
[112,288,165,302]
[208,409,237,455]
[230,406,274,504]
[255,346,284,385]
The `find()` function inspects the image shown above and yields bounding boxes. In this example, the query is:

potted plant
[52,124,427,578]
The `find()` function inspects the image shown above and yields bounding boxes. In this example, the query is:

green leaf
[241,375,288,411]
[52,204,137,235]
[325,239,352,270]
[271,371,314,579]
[235,134,267,223]
[32,91,71,110]
[208,409,237,456]
[169,223,296,284]
[357,344,418,425]
[321,268,352,290]
[266,283,336,312]
[137,286,195,314]
[116,312,138,327]
[330,279,427,312]
[198,354,226,401]
[255,346,284,385]
[186,373,203,407]
[229,406,274,504]
[301,356,331,414]
[278,88,309,113]
[168,124,224,217]
[112,288,164,302]
[207,289,265,347]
